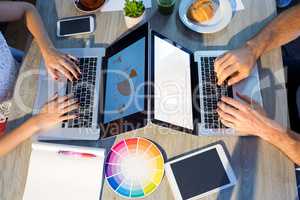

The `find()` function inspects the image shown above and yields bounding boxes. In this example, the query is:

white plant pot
[124,12,145,29]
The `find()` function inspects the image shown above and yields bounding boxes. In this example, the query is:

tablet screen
[153,35,193,130]
[170,148,230,200]
[104,37,146,123]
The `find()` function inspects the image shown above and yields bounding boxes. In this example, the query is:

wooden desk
[0,0,298,200]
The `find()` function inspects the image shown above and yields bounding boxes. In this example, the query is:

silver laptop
[34,48,105,140]
[33,24,151,140]
[151,31,262,135]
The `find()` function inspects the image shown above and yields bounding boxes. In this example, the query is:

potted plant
[124,0,146,28]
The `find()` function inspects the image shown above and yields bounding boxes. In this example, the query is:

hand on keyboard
[33,94,79,131]
[64,57,97,128]
[214,45,257,86]
[216,93,268,135]
[44,48,81,81]
[200,57,233,129]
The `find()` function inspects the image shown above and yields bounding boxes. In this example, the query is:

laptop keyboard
[62,57,98,128]
[199,56,233,129]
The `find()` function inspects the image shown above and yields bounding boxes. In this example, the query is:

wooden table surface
[0,0,298,200]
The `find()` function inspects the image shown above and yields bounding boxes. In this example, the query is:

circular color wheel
[105,137,164,199]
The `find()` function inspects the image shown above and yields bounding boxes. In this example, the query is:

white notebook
[23,142,105,200]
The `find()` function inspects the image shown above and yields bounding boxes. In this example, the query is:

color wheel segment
[105,137,164,198]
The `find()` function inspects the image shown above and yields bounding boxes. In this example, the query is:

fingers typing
[55,65,74,81]
[217,64,239,85]
[60,59,80,80]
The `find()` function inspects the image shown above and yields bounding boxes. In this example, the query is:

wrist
[27,116,42,133]
[14,116,42,141]
[42,46,55,59]
[245,40,261,61]
[258,123,286,142]
[39,41,55,59]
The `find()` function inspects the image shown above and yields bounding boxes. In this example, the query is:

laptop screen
[153,34,194,130]
[103,37,146,124]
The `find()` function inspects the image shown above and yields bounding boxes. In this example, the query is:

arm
[0,94,78,157]
[261,128,300,166]
[0,118,39,156]
[0,1,80,81]
[248,4,300,58]
[215,5,300,86]
[217,93,300,165]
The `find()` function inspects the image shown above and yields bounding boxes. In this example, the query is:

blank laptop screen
[154,35,193,130]
[104,37,146,123]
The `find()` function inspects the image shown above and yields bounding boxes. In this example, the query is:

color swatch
[105,137,164,198]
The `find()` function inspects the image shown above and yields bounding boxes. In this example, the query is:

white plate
[179,0,233,33]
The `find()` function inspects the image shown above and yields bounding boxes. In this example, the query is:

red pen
[58,150,97,158]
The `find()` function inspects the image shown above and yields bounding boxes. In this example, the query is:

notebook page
[23,143,105,200]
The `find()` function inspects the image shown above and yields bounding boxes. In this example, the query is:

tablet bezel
[164,144,236,200]
[99,23,149,138]
[150,31,199,134]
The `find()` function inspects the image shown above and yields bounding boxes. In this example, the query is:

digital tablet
[165,144,236,200]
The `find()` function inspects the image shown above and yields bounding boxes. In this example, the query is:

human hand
[43,48,81,81]
[32,94,78,131]
[216,93,281,137]
[236,93,266,116]
[214,45,257,86]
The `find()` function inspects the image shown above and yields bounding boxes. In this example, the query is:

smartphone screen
[59,17,91,36]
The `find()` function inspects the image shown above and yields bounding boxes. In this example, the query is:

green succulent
[124,0,145,18]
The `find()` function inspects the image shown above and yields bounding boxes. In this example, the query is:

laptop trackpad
[233,66,263,106]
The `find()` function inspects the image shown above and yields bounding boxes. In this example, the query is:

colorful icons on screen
[105,137,164,198]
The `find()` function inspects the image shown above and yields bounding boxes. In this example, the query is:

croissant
[187,0,215,23]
